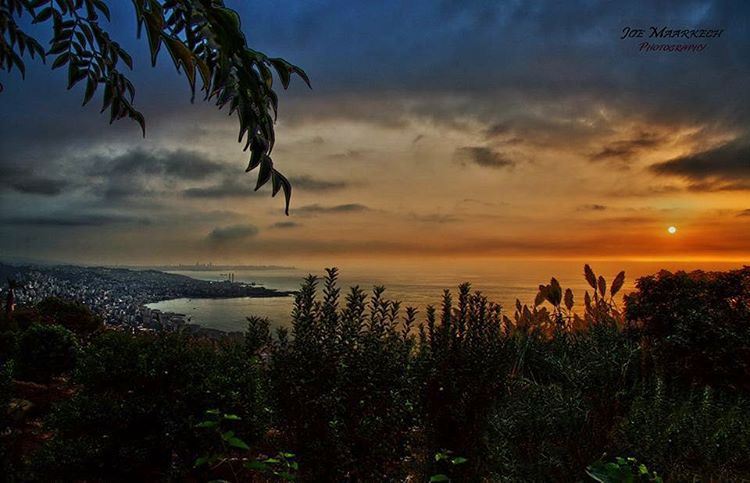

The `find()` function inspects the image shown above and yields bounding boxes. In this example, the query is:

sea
[145,260,746,333]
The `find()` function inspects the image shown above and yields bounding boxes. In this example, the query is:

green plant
[587,456,663,482]
[429,450,468,482]
[16,324,77,383]
[616,380,750,481]
[36,297,102,336]
[269,268,417,481]
[625,267,750,389]
[31,331,268,480]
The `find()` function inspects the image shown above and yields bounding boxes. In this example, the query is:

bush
[16,324,77,383]
[0,361,14,478]
[31,331,268,481]
[616,379,750,481]
[413,284,510,480]
[625,267,750,389]
[487,323,640,480]
[269,269,417,481]
[36,297,103,337]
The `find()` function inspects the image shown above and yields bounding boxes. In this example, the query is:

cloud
[7,177,70,196]
[293,174,350,192]
[577,204,607,211]
[3,214,149,226]
[99,148,226,180]
[82,148,235,202]
[0,164,71,196]
[589,131,665,162]
[408,213,460,224]
[270,221,301,229]
[738,209,750,217]
[295,203,370,215]
[207,224,260,242]
[650,137,750,188]
[454,146,515,169]
[183,177,259,198]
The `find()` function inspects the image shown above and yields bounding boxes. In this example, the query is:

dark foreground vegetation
[1,265,749,482]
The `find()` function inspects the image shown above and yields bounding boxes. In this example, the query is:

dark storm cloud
[650,136,750,189]
[454,147,515,169]
[738,209,750,217]
[207,224,260,242]
[295,203,370,214]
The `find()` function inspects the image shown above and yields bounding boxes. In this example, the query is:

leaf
[430,475,450,482]
[610,271,625,296]
[584,264,597,290]
[291,65,312,89]
[451,456,468,465]
[34,7,53,23]
[534,287,546,307]
[564,288,574,311]
[548,278,562,306]
[268,58,291,89]
[597,276,607,297]
[245,461,268,471]
[228,437,250,450]
[52,52,70,69]
[194,420,217,428]
[194,456,210,467]
[82,76,96,105]
[222,413,241,420]
[254,155,273,191]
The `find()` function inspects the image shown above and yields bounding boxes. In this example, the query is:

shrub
[414,284,510,480]
[16,324,77,383]
[269,269,417,481]
[616,379,750,481]
[625,267,750,389]
[31,331,268,481]
[0,361,14,478]
[36,297,103,337]
[488,323,640,481]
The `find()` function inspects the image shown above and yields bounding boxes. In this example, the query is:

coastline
[0,262,294,337]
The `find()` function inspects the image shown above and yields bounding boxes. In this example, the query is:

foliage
[0,360,14,478]
[414,283,509,480]
[36,296,102,336]
[625,266,750,389]
[268,268,417,481]
[488,321,640,481]
[3,265,749,481]
[615,379,750,481]
[30,331,267,480]
[16,323,77,382]
[0,0,310,212]
[587,456,663,482]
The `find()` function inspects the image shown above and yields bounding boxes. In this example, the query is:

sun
[667,226,677,235]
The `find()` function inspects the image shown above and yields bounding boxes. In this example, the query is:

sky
[1,0,749,266]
